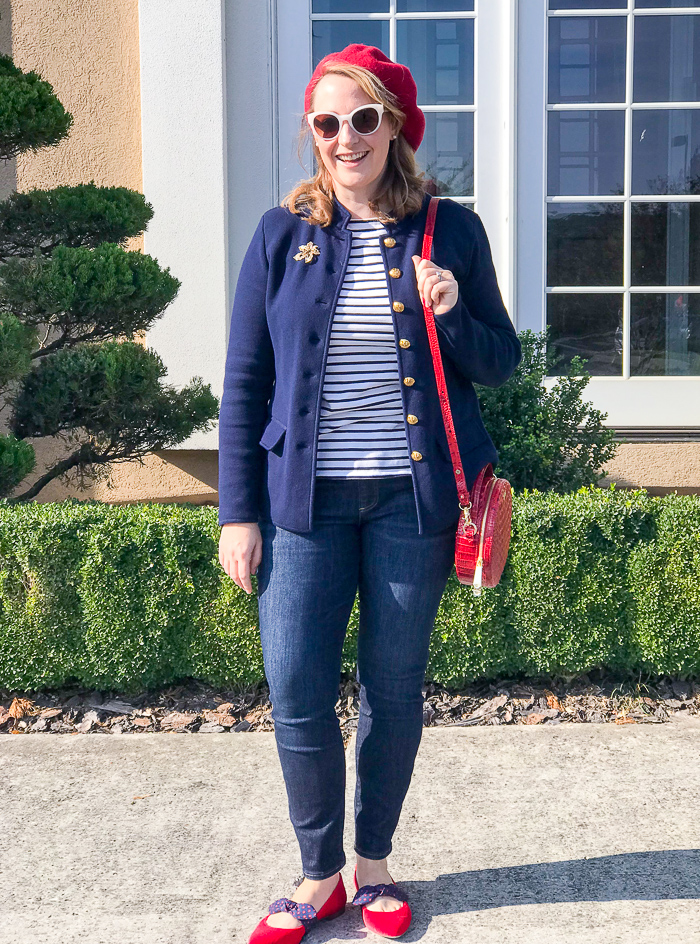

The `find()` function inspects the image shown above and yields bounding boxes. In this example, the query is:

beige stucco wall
[600,442,700,495]
[0,0,696,509]
[0,0,218,508]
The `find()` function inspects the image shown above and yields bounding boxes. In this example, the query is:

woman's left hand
[411,256,459,316]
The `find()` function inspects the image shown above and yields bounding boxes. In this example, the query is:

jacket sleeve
[434,210,521,388]
[217,213,275,526]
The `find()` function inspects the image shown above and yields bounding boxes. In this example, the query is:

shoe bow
[352,883,408,907]
[268,898,318,928]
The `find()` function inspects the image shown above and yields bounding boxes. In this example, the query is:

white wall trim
[138,0,228,450]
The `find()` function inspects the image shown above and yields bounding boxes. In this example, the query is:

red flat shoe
[352,865,412,939]
[248,872,346,944]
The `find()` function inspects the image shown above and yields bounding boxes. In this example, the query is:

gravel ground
[2,671,699,744]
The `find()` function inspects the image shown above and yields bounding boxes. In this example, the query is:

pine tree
[0,54,218,502]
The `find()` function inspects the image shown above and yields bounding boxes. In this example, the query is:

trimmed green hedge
[0,488,699,694]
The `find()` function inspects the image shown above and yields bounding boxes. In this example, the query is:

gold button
[392,301,404,313]
[403,376,415,386]
[399,338,410,348]
[410,451,423,461]
[383,236,396,248]
[389,267,402,279]
[407,414,418,425]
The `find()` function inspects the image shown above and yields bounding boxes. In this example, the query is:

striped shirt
[315,218,412,479]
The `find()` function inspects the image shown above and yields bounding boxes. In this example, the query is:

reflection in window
[312,20,389,69]
[634,16,700,104]
[550,0,625,8]
[632,110,700,195]
[312,0,388,10]
[548,16,626,103]
[632,203,700,286]
[630,294,700,375]
[397,19,474,105]
[416,112,473,196]
[548,110,624,195]
[547,293,623,375]
[548,203,623,287]
[398,1,473,11]
[636,0,700,7]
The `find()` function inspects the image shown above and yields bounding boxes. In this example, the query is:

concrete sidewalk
[2,717,700,944]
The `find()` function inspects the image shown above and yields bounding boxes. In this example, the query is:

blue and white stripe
[315,218,412,478]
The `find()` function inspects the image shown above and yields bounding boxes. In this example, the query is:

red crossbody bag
[420,195,513,595]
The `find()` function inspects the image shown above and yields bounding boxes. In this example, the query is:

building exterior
[1,0,699,507]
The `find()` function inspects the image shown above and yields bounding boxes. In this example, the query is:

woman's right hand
[219,522,262,594]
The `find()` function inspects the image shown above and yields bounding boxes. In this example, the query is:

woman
[218,44,521,944]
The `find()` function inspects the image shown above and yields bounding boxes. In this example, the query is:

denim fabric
[256,474,458,880]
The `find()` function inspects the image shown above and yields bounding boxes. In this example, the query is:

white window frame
[274,0,517,318]
[517,0,700,427]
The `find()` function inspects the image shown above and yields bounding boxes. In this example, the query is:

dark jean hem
[302,853,347,880]
[353,846,392,861]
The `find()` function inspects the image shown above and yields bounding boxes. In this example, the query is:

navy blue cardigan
[218,190,521,535]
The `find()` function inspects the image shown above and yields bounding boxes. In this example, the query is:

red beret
[304,43,425,152]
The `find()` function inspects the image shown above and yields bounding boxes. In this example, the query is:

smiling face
[309,72,395,208]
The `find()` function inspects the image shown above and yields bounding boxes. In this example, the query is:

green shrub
[477,329,619,493]
[1,490,699,694]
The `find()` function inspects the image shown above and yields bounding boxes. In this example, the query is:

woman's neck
[333,186,381,221]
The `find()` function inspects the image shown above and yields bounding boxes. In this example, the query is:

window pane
[550,1,625,8]
[398,1,473,9]
[548,110,625,195]
[312,0,388,10]
[416,112,473,195]
[547,294,623,375]
[632,203,700,285]
[548,17,626,103]
[632,109,700,195]
[631,293,700,375]
[548,203,624,286]
[312,21,390,68]
[636,0,700,7]
[634,16,700,103]
[397,19,473,104]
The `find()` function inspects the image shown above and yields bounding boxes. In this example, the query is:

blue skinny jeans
[256,474,458,880]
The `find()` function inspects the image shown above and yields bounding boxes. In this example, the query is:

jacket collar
[329,189,432,235]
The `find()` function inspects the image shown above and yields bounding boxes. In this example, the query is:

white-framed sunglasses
[306,103,385,141]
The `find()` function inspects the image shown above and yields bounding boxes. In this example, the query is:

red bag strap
[420,195,471,509]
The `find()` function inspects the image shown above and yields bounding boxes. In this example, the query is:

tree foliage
[476,329,619,493]
[0,54,218,502]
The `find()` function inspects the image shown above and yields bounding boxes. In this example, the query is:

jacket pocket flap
[259,416,287,451]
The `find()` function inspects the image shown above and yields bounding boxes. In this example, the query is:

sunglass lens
[313,114,340,139]
[351,107,380,135]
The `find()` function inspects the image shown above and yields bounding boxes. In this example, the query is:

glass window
[548,110,625,195]
[632,109,700,195]
[546,4,700,377]
[631,203,700,286]
[547,293,623,375]
[630,293,700,375]
[416,112,473,196]
[312,0,388,11]
[634,16,700,103]
[548,16,627,103]
[398,1,473,11]
[397,18,474,105]
[550,0,625,7]
[312,20,390,68]
[548,203,624,287]
[636,0,700,7]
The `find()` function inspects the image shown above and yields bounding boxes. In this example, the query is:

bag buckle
[459,501,477,536]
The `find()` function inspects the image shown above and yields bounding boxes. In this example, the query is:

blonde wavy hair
[280,62,428,227]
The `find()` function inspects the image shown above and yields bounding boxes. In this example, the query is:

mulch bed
[1,671,699,744]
